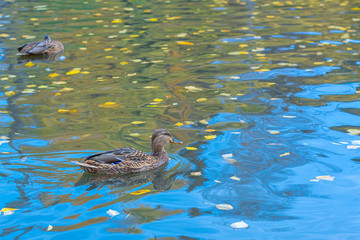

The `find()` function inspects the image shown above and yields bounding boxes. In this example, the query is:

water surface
[1,0,360,239]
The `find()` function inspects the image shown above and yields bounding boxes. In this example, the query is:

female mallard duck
[17,35,64,55]
[72,129,182,174]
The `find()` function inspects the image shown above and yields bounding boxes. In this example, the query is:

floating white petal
[216,204,233,210]
[230,221,249,229]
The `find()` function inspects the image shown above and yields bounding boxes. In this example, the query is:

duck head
[43,35,51,46]
[151,129,182,154]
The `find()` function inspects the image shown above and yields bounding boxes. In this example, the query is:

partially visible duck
[72,129,182,174]
[17,35,64,55]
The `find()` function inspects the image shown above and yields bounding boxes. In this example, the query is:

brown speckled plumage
[17,35,64,55]
[72,129,182,174]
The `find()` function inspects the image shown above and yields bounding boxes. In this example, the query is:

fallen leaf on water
[347,129,360,135]
[230,221,248,230]
[130,133,140,137]
[316,175,335,181]
[111,19,122,23]
[131,121,145,125]
[186,147,198,150]
[58,109,76,113]
[66,69,81,75]
[216,204,233,210]
[280,152,290,157]
[190,172,202,176]
[25,62,35,67]
[205,129,215,132]
[214,180,222,183]
[130,189,151,195]
[153,98,163,102]
[184,86,203,92]
[205,135,216,140]
[52,81,66,85]
[175,122,183,126]
[98,102,119,108]
[230,176,241,181]
[106,209,120,218]
[47,225,53,231]
[347,145,360,149]
[282,115,296,118]
[177,41,194,46]
[1,208,18,215]
[222,153,233,159]
[5,91,15,96]
[48,73,59,77]
[196,98,207,102]
[267,130,280,135]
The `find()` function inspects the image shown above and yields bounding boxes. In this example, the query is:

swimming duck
[17,35,64,55]
[72,129,182,174]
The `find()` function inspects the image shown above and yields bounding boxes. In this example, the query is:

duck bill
[170,138,182,144]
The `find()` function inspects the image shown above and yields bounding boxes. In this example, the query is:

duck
[17,35,64,55]
[72,129,182,174]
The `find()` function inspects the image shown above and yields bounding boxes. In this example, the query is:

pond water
[1,0,360,239]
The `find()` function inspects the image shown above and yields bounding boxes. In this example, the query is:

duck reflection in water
[74,165,178,192]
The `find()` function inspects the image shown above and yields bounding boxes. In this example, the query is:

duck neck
[151,142,166,156]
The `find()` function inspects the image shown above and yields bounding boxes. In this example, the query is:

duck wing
[85,147,149,164]
[18,41,47,55]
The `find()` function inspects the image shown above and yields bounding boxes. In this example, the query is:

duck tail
[71,161,98,168]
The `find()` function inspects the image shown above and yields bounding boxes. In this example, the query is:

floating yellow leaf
[52,81,66,85]
[205,135,216,140]
[104,48,112,51]
[280,152,290,157]
[38,85,48,89]
[175,122,183,126]
[98,102,119,108]
[131,121,145,124]
[153,98,163,102]
[59,87,74,92]
[66,69,81,75]
[149,18,158,22]
[111,19,122,23]
[130,189,151,195]
[120,62,128,65]
[48,73,59,77]
[190,172,201,176]
[205,129,215,132]
[186,147,197,150]
[0,33,9,37]
[5,91,15,96]
[130,133,140,137]
[177,41,194,46]
[216,204,233,210]
[30,18,38,21]
[0,207,18,213]
[25,62,35,67]
[267,130,280,135]
[199,120,209,124]
[196,98,207,102]
[130,35,139,38]
[58,109,76,113]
